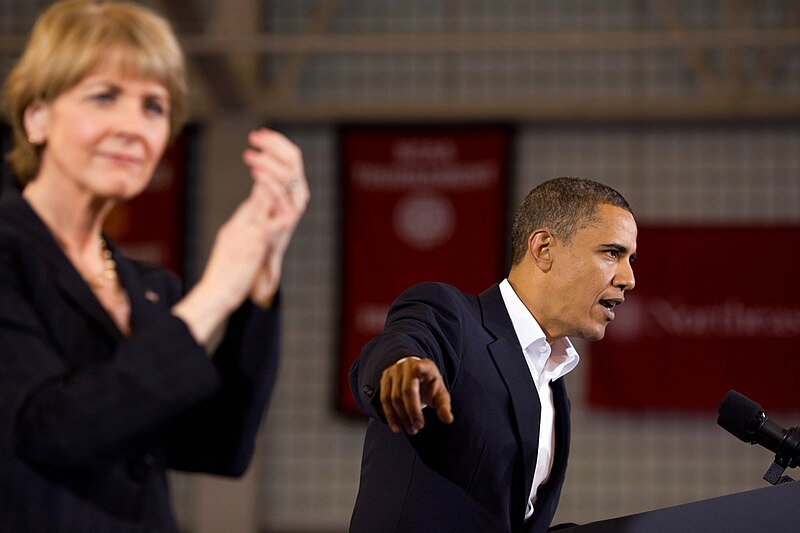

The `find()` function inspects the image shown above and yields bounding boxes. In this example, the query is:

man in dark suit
[349,177,638,533]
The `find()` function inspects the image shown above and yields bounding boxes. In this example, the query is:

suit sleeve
[0,243,221,473]
[349,282,466,422]
[165,295,281,477]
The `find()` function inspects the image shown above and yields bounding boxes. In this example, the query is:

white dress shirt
[498,279,579,521]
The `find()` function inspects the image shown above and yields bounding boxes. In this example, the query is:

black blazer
[349,282,571,533]
[0,188,281,532]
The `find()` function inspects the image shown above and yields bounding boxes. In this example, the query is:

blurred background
[2,1,799,532]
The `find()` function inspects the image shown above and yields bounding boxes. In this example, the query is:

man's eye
[606,249,619,258]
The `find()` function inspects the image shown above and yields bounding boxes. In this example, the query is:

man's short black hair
[510,177,633,265]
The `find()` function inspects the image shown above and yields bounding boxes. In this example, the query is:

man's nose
[614,260,635,291]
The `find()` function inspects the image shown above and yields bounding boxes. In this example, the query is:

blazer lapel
[111,245,165,334]
[479,284,541,519]
[0,188,123,343]
[52,254,123,342]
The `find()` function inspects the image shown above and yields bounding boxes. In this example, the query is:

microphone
[717,390,800,484]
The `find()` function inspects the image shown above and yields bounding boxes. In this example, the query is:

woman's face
[26,63,171,201]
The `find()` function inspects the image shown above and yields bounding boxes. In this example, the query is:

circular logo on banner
[392,191,456,250]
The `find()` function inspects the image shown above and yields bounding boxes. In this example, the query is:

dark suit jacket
[349,282,571,533]
[0,188,281,532]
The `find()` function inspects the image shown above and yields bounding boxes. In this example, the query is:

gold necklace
[90,238,119,289]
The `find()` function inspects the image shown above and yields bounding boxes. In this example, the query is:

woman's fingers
[243,128,309,212]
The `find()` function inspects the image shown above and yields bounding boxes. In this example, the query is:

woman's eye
[92,92,115,103]
[144,99,167,116]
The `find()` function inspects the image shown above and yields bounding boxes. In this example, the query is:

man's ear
[527,230,554,272]
[24,100,50,145]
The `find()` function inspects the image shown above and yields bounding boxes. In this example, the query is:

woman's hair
[510,177,633,265]
[2,0,188,184]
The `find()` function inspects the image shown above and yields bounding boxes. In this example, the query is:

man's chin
[583,327,607,342]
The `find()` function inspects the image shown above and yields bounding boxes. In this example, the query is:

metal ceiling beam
[270,0,341,98]
[1,28,798,54]
[229,95,800,122]
[751,2,800,91]
[3,1,797,120]
[173,28,800,54]
[155,0,257,110]
[650,0,718,94]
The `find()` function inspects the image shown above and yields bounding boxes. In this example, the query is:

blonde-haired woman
[0,0,308,530]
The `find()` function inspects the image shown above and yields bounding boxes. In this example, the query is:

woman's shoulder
[0,215,37,281]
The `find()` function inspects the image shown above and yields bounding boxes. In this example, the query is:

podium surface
[563,481,800,533]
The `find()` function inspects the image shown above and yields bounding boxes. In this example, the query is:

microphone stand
[762,426,800,485]
[764,462,795,485]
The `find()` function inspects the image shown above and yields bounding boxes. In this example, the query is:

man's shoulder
[392,282,496,324]
[403,280,463,295]
[397,281,482,305]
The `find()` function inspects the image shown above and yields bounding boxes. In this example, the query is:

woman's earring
[28,133,42,145]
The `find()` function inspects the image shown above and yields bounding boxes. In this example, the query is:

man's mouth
[599,299,619,310]
[599,298,624,319]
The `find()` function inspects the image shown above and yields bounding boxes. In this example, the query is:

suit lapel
[0,188,123,343]
[526,378,571,532]
[111,244,165,333]
[52,253,123,342]
[479,284,541,518]
[550,378,571,477]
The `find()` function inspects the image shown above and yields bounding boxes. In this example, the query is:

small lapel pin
[144,290,160,303]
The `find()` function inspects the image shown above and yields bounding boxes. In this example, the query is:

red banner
[337,125,509,415]
[589,226,800,412]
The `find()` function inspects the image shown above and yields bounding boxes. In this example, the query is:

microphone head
[717,390,764,443]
